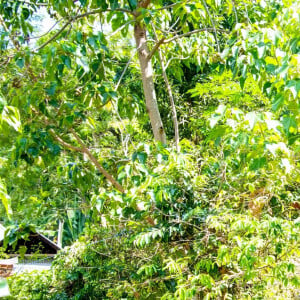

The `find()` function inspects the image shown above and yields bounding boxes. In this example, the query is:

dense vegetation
[0,0,299,298]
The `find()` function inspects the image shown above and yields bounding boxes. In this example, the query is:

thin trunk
[159,52,180,151]
[152,26,180,151]
[70,129,125,193]
[49,127,125,193]
[58,219,64,248]
[134,22,167,144]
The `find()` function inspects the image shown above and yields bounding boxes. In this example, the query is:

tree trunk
[134,22,167,144]
[152,25,180,151]
[158,52,179,151]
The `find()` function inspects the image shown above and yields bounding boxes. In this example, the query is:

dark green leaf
[16,57,25,68]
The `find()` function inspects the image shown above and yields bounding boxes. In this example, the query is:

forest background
[0,0,300,299]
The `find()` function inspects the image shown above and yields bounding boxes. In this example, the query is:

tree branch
[49,126,124,193]
[153,1,193,11]
[35,21,71,51]
[35,8,133,52]
[200,0,220,52]
[147,37,165,60]
[115,57,132,91]
[48,129,83,152]
[163,27,227,44]
[70,129,125,193]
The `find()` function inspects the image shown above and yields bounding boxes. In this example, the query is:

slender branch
[35,8,133,52]
[107,20,134,38]
[163,27,227,44]
[115,58,132,91]
[244,3,251,24]
[10,18,64,41]
[48,129,83,152]
[30,18,64,40]
[148,18,182,59]
[49,125,125,193]
[147,37,165,60]
[70,129,125,193]
[152,24,180,152]
[77,8,133,18]
[154,2,187,11]
[200,0,220,52]
[113,57,132,156]
[153,17,180,35]
[35,21,71,51]
[165,55,190,70]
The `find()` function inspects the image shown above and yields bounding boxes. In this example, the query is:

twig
[164,55,190,70]
[34,8,134,52]
[163,27,227,44]
[200,0,220,52]
[154,1,192,11]
[35,21,71,51]
[153,18,180,35]
[115,58,132,91]
[10,18,64,40]
[107,20,134,38]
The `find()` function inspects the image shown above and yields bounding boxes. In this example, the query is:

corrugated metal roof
[0,224,60,251]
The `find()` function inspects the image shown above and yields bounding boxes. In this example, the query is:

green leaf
[0,180,12,220]
[282,116,297,136]
[16,57,25,68]
[257,42,266,59]
[239,76,246,90]
[79,0,87,6]
[88,37,97,49]
[128,0,137,9]
[46,82,57,95]
[275,63,289,77]
[109,0,119,9]
[250,157,267,171]
[137,152,147,164]
[1,106,21,132]
[245,112,261,130]
[61,55,71,69]
[206,126,227,145]
[209,104,226,128]
[272,94,284,111]
[76,31,83,42]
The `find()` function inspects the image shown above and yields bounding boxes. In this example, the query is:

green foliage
[0,0,300,299]
[5,271,52,300]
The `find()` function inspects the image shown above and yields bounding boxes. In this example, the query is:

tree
[0,0,230,145]
[1,0,300,299]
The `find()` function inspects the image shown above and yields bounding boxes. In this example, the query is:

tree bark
[134,22,167,144]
